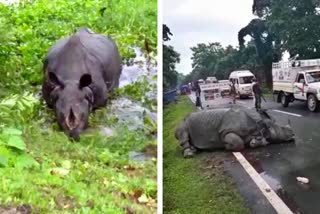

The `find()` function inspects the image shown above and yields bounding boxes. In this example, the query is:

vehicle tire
[280,92,289,107]
[238,92,242,99]
[307,94,320,112]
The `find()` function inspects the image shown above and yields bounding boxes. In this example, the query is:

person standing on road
[252,78,262,111]
[195,81,202,109]
[230,79,236,104]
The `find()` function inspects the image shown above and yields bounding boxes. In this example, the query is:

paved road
[189,94,320,214]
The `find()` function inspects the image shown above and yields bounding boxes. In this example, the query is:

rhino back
[45,29,121,84]
[186,109,228,149]
[218,107,263,140]
[43,28,121,106]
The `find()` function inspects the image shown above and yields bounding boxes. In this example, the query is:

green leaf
[0,153,7,167]
[2,127,22,136]
[7,135,26,150]
[15,154,39,169]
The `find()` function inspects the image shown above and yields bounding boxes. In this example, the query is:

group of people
[230,78,263,110]
[194,78,263,111]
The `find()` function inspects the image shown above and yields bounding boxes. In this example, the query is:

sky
[163,0,256,75]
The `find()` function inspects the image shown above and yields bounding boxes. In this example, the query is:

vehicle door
[294,73,307,100]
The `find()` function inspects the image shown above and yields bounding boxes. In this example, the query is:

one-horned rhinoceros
[175,107,295,157]
[42,27,122,140]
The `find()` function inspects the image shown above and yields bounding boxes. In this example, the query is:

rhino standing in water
[42,27,122,140]
[175,107,295,158]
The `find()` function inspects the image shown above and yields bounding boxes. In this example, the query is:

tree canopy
[163,25,180,90]
[182,0,320,88]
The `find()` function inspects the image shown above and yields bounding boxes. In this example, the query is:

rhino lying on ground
[175,107,295,158]
[42,27,122,140]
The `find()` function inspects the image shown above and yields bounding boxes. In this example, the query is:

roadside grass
[0,101,157,213]
[0,0,157,212]
[163,96,249,214]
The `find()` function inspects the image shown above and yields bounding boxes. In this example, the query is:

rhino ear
[49,72,64,87]
[79,74,92,89]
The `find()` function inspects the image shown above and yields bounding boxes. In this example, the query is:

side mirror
[300,79,305,84]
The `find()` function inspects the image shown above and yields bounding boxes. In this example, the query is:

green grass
[0,0,157,212]
[163,96,250,214]
[0,103,157,213]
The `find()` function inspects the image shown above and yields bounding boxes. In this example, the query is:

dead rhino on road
[42,27,122,140]
[175,107,295,158]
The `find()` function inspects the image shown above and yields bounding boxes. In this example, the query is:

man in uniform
[195,81,202,109]
[252,78,262,111]
[230,79,236,104]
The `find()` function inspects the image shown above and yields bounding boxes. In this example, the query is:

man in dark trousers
[252,78,262,111]
[194,81,202,109]
[230,79,236,104]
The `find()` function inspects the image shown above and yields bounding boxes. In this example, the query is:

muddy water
[109,47,157,131]
[112,48,157,160]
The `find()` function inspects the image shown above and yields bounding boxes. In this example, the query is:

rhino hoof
[183,148,195,158]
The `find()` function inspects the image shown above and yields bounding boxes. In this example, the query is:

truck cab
[293,70,320,110]
[273,59,320,112]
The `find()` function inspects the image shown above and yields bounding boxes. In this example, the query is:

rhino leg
[223,133,245,151]
[175,122,197,158]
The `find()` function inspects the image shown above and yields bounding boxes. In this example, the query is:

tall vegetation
[0,0,157,93]
[163,24,180,90]
[183,0,320,87]
[0,0,157,212]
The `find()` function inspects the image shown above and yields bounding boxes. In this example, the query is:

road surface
[189,93,320,214]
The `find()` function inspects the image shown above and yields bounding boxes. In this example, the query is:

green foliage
[190,42,225,80]
[237,0,320,87]
[163,25,181,90]
[0,0,157,93]
[184,42,260,84]
[267,0,320,59]
[0,127,39,168]
[0,93,40,168]
[0,0,157,212]
[0,92,39,128]
[163,45,180,89]
[118,75,157,111]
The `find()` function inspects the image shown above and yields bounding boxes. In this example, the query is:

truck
[199,82,231,109]
[205,76,218,83]
[272,59,320,112]
[229,70,255,98]
[218,80,232,96]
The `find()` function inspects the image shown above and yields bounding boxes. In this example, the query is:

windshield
[306,71,320,83]
[239,76,254,84]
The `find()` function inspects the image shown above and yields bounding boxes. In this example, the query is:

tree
[267,0,320,59]
[240,0,320,88]
[163,45,180,89]
[185,42,260,84]
[163,25,180,89]
[238,19,276,87]
[163,24,173,42]
[190,42,224,79]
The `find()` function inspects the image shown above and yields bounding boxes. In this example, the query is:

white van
[229,70,255,98]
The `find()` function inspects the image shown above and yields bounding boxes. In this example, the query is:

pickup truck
[273,59,320,112]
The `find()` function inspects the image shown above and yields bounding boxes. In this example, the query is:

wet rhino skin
[42,27,122,109]
[175,106,295,157]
